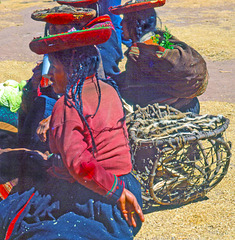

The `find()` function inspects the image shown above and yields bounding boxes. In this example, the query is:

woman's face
[48,56,68,94]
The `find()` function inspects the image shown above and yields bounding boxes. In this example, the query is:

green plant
[151,26,174,49]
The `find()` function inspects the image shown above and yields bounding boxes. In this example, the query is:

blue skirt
[0,172,142,240]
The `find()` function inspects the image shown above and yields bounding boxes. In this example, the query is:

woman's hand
[37,115,51,142]
[117,188,145,227]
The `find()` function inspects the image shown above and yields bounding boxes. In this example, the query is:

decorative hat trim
[56,0,98,7]
[109,0,166,15]
[29,27,112,55]
[85,15,114,30]
[31,7,96,25]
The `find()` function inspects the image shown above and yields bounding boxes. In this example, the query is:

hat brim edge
[109,0,166,15]
[29,27,112,54]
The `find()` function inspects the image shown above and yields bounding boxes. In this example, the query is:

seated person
[0,21,144,239]
[55,0,123,77]
[110,0,209,114]
[19,4,121,151]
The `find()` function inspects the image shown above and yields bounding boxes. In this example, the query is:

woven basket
[127,103,231,205]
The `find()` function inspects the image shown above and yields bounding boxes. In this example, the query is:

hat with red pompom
[109,0,166,15]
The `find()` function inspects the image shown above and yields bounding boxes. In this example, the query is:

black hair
[125,8,157,41]
[49,46,125,154]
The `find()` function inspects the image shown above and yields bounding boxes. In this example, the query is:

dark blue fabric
[99,0,123,54]
[96,0,123,77]
[0,170,142,239]
[121,37,133,48]
[97,29,122,77]
[18,95,56,152]
[178,97,200,114]
[0,129,17,149]
[39,95,57,119]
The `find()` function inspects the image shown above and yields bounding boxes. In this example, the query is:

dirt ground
[0,0,234,239]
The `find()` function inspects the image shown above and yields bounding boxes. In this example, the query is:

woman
[110,0,208,114]
[55,0,123,77]
[19,4,122,151]
[0,21,144,239]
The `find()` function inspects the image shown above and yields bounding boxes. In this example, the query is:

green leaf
[149,27,174,49]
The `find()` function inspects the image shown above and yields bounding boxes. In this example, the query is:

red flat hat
[85,15,115,30]
[109,0,166,15]
[56,0,98,7]
[29,16,113,54]
[31,6,96,25]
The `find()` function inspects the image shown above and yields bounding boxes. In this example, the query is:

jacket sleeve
[49,117,124,204]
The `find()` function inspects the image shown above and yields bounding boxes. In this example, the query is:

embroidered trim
[105,175,118,198]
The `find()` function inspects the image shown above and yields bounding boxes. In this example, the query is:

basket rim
[128,114,230,148]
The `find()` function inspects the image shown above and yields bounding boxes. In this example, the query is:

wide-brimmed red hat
[29,15,113,54]
[31,5,96,25]
[56,0,98,7]
[109,0,166,15]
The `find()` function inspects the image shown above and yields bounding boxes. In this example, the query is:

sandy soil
[0,0,234,239]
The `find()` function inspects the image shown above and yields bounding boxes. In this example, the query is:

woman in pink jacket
[0,18,144,240]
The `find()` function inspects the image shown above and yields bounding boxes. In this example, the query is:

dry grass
[0,60,35,82]
[0,0,234,239]
[0,0,56,30]
[156,0,235,61]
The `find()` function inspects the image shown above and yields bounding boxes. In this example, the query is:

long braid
[50,46,125,155]
[85,71,101,119]
[49,47,96,155]
[65,53,99,154]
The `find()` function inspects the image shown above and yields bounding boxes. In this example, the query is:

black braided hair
[49,46,125,154]
[125,8,157,41]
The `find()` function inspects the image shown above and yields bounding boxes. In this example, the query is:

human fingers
[118,188,145,227]
[117,190,131,224]
[37,117,50,142]
[121,209,129,223]
[128,197,144,226]
[132,198,145,223]
[36,125,46,142]
[41,130,47,142]
[36,125,43,141]
[130,211,137,228]
[124,189,145,225]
